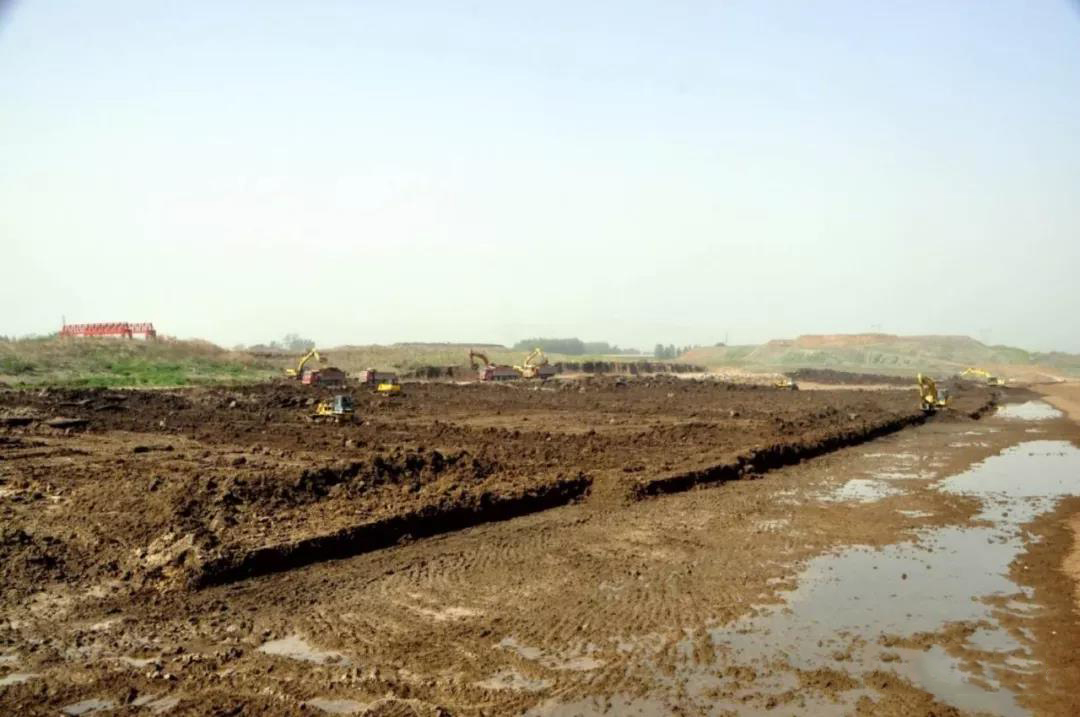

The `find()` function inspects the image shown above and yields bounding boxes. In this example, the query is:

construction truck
[311,394,355,423]
[358,368,399,387]
[961,368,1003,386]
[514,348,557,379]
[469,350,521,381]
[303,366,346,387]
[286,348,326,380]
[917,374,950,412]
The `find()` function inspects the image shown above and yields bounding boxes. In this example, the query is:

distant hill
[682,334,1080,379]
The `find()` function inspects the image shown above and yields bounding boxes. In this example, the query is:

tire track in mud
[256,485,797,707]
[235,415,1012,715]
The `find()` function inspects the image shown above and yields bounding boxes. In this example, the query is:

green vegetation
[511,338,639,356]
[512,338,586,355]
[0,356,36,376]
[654,344,696,359]
[245,333,316,353]
[0,337,275,387]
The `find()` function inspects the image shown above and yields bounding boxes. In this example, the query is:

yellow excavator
[961,367,1003,386]
[514,348,554,379]
[285,348,326,379]
[917,373,950,412]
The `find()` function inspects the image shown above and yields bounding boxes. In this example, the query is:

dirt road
[2,379,1079,715]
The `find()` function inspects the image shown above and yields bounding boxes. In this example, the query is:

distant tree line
[512,338,640,356]
[246,333,316,352]
[654,344,697,359]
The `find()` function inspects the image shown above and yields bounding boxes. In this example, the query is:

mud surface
[0,378,960,592]
[784,368,913,387]
[7,379,1080,716]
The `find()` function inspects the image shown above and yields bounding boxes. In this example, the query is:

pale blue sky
[3,1,1079,350]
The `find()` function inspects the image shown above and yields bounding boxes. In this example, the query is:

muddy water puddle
[996,401,1063,421]
[61,698,115,715]
[824,478,902,502]
[0,672,39,687]
[257,635,351,665]
[709,440,1080,716]
[304,697,367,714]
[534,440,1080,715]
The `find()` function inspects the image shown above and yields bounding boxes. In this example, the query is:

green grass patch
[0,338,275,388]
[0,356,36,375]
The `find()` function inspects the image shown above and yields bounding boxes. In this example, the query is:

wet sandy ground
[2,395,1080,715]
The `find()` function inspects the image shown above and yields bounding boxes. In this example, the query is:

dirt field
[6,376,1080,716]
[0,378,957,593]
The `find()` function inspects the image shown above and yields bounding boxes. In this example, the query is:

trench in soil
[195,405,970,588]
[195,474,592,587]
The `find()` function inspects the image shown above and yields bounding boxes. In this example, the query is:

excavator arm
[286,348,325,378]
[524,348,548,368]
[514,347,551,374]
[469,350,491,369]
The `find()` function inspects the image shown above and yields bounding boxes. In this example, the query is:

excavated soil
[0,377,978,594]
[12,377,1078,717]
[783,368,914,387]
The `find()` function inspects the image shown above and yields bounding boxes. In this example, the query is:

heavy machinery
[311,394,354,422]
[286,348,326,380]
[358,368,399,386]
[514,348,557,379]
[469,350,492,371]
[376,379,402,394]
[961,368,1003,386]
[917,373,950,412]
[469,350,520,381]
[774,378,799,390]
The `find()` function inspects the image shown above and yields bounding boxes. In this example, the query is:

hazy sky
[3,1,1079,351]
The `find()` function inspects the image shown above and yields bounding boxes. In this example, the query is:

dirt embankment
[784,368,913,386]
[404,361,705,379]
[0,378,994,594]
[1032,382,1080,620]
[1037,381,1080,422]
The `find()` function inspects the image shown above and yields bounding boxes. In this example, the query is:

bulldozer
[376,379,402,394]
[285,348,326,380]
[961,367,1003,386]
[917,374,950,412]
[311,394,355,423]
[514,348,556,379]
[774,377,799,390]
